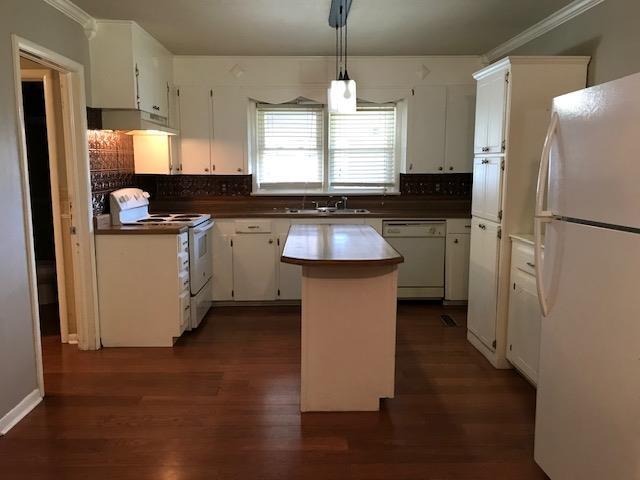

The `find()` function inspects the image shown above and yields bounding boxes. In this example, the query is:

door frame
[11,35,101,393]
[21,67,75,345]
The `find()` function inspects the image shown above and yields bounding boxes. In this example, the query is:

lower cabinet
[231,233,277,301]
[506,237,542,386]
[467,217,501,350]
[445,219,471,301]
[277,233,301,300]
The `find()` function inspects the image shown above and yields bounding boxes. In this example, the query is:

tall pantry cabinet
[467,56,589,368]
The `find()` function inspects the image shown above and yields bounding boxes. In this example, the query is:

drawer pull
[526,261,535,268]
[478,223,486,230]
[247,225,260,229]
[481,159,490,164]
[184,305,191,311]
[183,279,189,287]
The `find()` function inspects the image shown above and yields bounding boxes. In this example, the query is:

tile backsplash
[88,130,136,215]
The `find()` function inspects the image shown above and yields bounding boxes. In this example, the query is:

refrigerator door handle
[534,112,558,317]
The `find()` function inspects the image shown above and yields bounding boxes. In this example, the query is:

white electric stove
[109,188,213,329]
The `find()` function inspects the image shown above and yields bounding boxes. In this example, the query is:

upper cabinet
[473,69,508,155]
[90,21,173,119]
[406,85,475,174]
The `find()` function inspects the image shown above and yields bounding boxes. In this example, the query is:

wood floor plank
[0,303,548,479]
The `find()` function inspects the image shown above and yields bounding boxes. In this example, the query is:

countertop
[94,224,189,235]
[281,224,404,266]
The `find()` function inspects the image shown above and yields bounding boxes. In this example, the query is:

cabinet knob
[438,166,443,171]
[478,223,486,230]
[526,261,536,268]
[482,159,489,164]
[449,166,454,171]
[409,163,413,171]
[268,239,274,244]
[482,147,490,152]
[237,168,242,172]
[204,168,209,172]
[453,238,459,244]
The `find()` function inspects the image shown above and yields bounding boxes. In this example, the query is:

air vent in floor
[440,314,457,327]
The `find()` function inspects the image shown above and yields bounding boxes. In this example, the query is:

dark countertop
[282,224,404,266]
[94,224,189,235]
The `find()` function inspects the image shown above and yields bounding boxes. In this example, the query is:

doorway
[21,62,77,345]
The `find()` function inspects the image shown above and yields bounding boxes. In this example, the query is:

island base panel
[300,265,398,412]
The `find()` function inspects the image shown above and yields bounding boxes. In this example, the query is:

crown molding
[43,0,97,39]
[484,0,606,62]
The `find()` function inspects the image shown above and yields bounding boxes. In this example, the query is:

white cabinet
[474,69,507,155]
[90,21,172,118]
[231,229,277,301]
[178,86,213,174]
[277,234,301,300]
[211,221,234,301]
[177,86,246,175]
[467,218,500,350]
[471,156,503,222]
[406,86,447,173]
[507,237,542,385]
[445,219,471,301]
[444,85,476,173]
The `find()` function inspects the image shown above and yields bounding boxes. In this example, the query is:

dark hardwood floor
[1,304,548,479]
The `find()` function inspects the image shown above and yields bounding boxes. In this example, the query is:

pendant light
[328,1,356,114]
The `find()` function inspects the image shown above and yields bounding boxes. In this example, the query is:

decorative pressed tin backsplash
[136,174,253,198]
[399,173,472,196]
[88,130,136,215]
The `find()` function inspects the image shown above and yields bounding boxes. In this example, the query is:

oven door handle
[193,221,214,235]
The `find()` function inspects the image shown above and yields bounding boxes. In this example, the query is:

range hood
[100,109,178,135]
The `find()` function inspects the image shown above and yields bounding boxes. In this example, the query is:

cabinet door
[178,86,213,174]
[467,218,500,349]
[474,70,508,154]
[483,156,503,222]
[445,233,470,301]
[133,29,170,118]
[471,157,486,218]
[212,232,233,301]
[484,70,508,154]
[445,85,475,173]
[232,234,277,301]
[406,86,447,173]
[507,268,541,385]
[210,87,246,174]
[277,234,301,300]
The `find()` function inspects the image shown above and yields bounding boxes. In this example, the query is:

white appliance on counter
[382,220,445,298]
[110,188,213,329]
[533,73,640,479]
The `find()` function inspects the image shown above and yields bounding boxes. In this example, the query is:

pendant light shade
[328,0,356,113]
[328,79,357,114]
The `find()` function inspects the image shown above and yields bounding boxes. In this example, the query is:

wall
[172,55,482,176]
[505,0,640,86]
[0,0,90,423]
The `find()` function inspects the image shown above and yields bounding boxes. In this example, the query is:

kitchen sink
[282,208,370,215]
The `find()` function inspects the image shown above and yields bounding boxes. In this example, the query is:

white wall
[0,0,91,422]
[173,55,483,174]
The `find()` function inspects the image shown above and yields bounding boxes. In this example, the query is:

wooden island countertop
[281,224,404,266]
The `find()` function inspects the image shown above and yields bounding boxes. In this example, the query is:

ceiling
[73,0,575,56]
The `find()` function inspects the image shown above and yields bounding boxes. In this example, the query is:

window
[328,106,397,189]
[255,104,324,189]
[252,102,399,193]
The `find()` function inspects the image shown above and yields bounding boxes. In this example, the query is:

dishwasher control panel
[382,221,446,237]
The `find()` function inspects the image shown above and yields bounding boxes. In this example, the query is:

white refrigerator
[534,72,640,479]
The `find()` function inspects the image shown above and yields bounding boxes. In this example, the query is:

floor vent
[440,314,458,327]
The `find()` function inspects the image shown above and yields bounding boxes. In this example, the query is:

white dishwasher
[383,220,446,299]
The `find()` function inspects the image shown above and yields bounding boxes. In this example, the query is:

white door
[535,220,640,479]
[473,80,489,154]
[178,85,212,174]
[277,234,301,300]
[471,157,486,218]
[483,156,503,222]
[506,268,540,384]
[548,73,640,230]
[444,85,475,173]
[467,218,500,349]
[406,85,447,173]
[232,234,277,301]
[445,233,470,301]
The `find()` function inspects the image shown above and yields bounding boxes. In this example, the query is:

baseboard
[0,389,42,435]
[67,333,78,344]
[443,299,468,306]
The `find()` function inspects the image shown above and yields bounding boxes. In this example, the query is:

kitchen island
[281,224,404,411]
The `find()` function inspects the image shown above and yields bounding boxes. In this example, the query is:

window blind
[328,106,397,188]
[256,104,324,188]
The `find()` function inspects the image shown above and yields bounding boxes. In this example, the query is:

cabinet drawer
[235,219,272,234]
[446,218,472,234]
[178,233,189,254]
[511,241,539,276]
[179,290,190,333]
[178,252,189,273]
[178,270,190,293]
